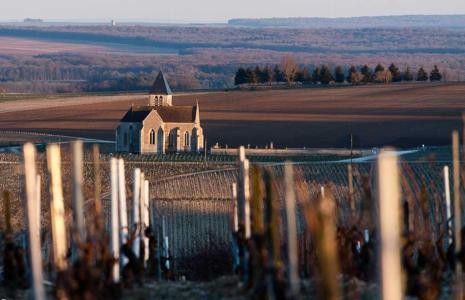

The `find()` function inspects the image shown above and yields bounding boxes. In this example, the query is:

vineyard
[0,137,464,299]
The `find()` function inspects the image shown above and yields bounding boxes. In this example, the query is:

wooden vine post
[133,168,141,258]
[71,140,86,256]
[238,146,251,283]
[46,144,68,273]
[117,158,129,267]
[231,182,240,272]
[284,162,299,296]
[110,158,120,283]
[143,179,150,265]
[452,131,463,300]
[23,143,45,300]
[444,166,452,245]
[377,149,402,300]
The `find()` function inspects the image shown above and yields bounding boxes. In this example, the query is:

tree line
[234,58,443,86]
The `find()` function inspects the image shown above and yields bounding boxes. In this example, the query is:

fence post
[452,131,463,299]
[47,144,68,273]
[231,182,240,273]
[239,146,251,239]
[117,158,129,267]
[71,140,86,257]
[35,174,41,236]
[238,146,251,283]
[92,145,103,233]
[284,162,299,296]
[377,149,402,300]
[23,143,45,300]
[232,183,239,232]
[444,166,452,246]
[110,158,120,283]
[161,216,170,272]
[133,168,141,258]
[143,179,150,265]
[348,163,355,214]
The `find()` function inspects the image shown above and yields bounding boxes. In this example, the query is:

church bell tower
[149,71,173,106]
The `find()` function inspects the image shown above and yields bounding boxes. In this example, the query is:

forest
[234,59,443,85]
[0,24,464,93]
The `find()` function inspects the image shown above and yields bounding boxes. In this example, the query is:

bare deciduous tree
[349,72,365,85]
[280,56,298,84]
[374,70,393,83]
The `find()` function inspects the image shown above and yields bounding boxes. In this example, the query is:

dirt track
[0,82,464,148]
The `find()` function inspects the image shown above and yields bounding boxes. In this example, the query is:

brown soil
[0,82,464,148]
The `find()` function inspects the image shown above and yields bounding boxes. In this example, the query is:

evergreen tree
[403,67,414,81]
[320,65,334,85]
[375,64,385,73]
[417,67,428,81]
[334,66,345,83]
[254,66,264,83]
[389,63,402,82]
[429,65,443,81]
[273,65,284,82]
[245,68,257,83]
[312,67,321,84]
[360,65,373,82]
[347,66,357,83]
[262,66,273,84]
[234,67,248,85]
[295,67,311,83]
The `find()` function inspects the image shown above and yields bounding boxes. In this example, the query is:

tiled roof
[149,71,172,95]
[120,105,196,123]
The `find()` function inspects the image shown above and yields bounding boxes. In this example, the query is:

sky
[2,0,465,23]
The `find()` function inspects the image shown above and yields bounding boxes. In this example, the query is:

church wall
[163,122,203,153]
[140,114,164,154]
[116,122,141,153]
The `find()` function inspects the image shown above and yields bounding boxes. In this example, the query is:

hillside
[1,23,465,93]
[228,14,465,28]
[0,82,464,148]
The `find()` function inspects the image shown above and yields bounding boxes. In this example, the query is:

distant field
[0,82,464,148]
[0,36,178,55]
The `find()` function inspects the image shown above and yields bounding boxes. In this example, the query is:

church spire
[148,71,173,106]
[149,71,172,95]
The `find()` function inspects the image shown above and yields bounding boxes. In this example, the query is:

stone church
[116,71,204,154]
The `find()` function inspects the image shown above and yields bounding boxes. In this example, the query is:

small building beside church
[116,71,204,154]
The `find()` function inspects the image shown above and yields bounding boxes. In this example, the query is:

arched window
[169,131,176,148]
[150,129,155,145]
[160,96,163,105]
[184,131,190,147]
[150,129,156,145]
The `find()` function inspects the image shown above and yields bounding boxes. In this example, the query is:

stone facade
[115,72,204,154]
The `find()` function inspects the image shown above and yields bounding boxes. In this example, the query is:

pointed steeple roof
[149,71,172,95]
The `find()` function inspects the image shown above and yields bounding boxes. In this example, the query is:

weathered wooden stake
[23,143,45,300]
[284,162,299,296]
[143,179,150,264]
[239,146,251,239]
[444,166,453,245]
[132,168,141,257]
[110,158,120,283]
[377,149,402,300]
[117,158,129,267]
[232,182,238,232]
[46,144,68,272]
[161,216,170,271]
[452,131,463,299]
[231,182,240,272]
[71,140,86,245]
[35,174,41,233]
[348,163,355,213]
[92,145,102,223]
